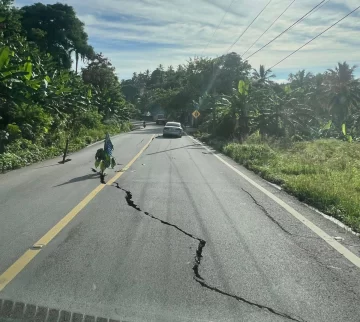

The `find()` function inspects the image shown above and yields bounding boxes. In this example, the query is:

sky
[14,0,360,82]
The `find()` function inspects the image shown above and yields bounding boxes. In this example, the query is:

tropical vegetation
[1,0,359,230]
[0,0,134,172]
[123,50,360,232]
[125,57,359,142]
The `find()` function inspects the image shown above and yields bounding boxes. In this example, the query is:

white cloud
[15,0,360,79]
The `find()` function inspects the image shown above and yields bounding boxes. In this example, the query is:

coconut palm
[288,70,313,89]
[325,62,360,128]
[252,65,275,85]
[250,84,317,138]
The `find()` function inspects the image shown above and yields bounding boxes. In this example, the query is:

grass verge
[0,122,131,172]
[196,133,360,233]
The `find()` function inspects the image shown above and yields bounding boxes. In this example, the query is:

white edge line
[189,136,360,269]
[304,204,360,237]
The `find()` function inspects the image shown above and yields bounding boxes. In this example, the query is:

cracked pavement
[1,124,360,322]
[113,182,305,322]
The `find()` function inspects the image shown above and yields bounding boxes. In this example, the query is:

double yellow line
[0,135,155,292]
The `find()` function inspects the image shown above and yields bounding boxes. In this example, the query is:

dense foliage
[124,54,360,143]
[0,0,133,171]
[1,0,359,173]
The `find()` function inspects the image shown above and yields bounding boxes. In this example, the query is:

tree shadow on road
[33,163,61,170]
[130,128,162,135]
[53,173,99,187]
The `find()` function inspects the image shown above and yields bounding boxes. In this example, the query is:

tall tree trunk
[62,138,69,164]
[75,51,79,75]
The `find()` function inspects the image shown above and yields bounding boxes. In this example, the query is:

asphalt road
[1,124,360,322]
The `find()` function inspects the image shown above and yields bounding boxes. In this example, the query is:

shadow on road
[53,173,99,187]
[130,127,162,135]
[154,135,182,140]
[146,144,200,155]
[34,163,61,170]
[186,146,207,150]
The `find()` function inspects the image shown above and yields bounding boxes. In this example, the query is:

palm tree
[255,90,316,138]
[327,62,355,84]
[252,65,275,85]
[288,70,313,89]
[325,62,360,128]
[70,44,94,74]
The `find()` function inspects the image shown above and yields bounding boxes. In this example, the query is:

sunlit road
[1,124,360,322]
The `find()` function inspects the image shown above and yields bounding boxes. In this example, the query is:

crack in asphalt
[113,182,307,322]
[241,188,355,274]
[114,183,206,280]
[194,279,304,322]
[241,188,293,235]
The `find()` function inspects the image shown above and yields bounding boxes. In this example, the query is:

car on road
[163,122,183,138]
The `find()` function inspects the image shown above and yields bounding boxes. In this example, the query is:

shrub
[0,122,131,172]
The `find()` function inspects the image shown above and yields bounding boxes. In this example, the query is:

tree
[252,65,275,85]
[0,0,133,172]
[20,3,92,69]
[82,53,129,121]
[288,70,313,89]
[215,79,252,141]
[82,53,116,90]
[212,53,251,95]
[122,53,360,143]
[73,42,94,74]
[121,79,139,103]
[0,0,22,38]
[325,62,360,135]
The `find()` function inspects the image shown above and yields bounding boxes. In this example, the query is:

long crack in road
[114,182,307,322]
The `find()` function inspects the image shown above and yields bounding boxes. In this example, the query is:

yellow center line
[0,134,155,292]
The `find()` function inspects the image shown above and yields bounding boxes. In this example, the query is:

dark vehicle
[163,122,183,138]
[155,114,167,125]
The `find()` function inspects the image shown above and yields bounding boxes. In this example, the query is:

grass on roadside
[196,133,360,233]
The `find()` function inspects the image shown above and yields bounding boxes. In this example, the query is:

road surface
[0,124,360,322]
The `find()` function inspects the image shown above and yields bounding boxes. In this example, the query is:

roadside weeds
[194,134,360,234]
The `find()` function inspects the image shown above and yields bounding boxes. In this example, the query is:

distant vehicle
[163,122,183,138]
[155,114,167,125]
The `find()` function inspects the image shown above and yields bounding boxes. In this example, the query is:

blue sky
[15,0,360,81]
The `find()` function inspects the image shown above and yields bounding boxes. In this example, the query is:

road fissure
[241,188,293,235]
[113,182,307,322]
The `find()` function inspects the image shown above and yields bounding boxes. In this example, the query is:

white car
[163,122,183,138]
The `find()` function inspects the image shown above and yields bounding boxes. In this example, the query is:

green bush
[0,122,132,172]
[4,138,62,168]
[0,153,24,171]
[6,123,22,141]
